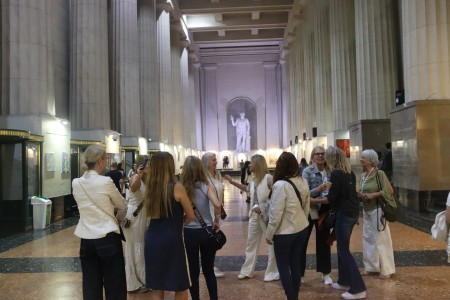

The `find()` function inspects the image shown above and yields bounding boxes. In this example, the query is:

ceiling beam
[192,28,285,42]
[179,0,293,14]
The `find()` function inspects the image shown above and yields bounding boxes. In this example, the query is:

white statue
[230,112,250,152]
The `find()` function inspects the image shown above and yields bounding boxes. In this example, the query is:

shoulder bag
[207,174,227,220]
[77,179,126,241]
[376,171,401,231]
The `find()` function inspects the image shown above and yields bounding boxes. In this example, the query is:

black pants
[301,216,332,276]
[79,232,127,300]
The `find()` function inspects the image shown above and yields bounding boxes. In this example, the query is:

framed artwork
[62,152,70,173]
[336,139,350,158]
[45,153,55,172]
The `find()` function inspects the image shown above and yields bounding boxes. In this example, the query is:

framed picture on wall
[45,153,55,172]
[336,139,350,158]
[62,152,70,173]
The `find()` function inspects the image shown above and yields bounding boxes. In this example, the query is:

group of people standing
[72,143,396,300]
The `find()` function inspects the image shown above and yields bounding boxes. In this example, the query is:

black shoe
[246,197,251,203]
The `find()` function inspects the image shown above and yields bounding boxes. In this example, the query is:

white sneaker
[322,273,333,285]
[237,274,249,280]
[341,291,367,299]
[263,275,280,282]
[332,283,350,290]
[214,267,225,278]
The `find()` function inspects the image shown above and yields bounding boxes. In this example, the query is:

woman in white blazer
[72,145,128,300]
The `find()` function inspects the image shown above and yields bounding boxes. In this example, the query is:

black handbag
[220,205,227,220]
[192,188,227,251]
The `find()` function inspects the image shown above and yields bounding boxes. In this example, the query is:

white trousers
[240,213,279,279]
[362,208,396,276]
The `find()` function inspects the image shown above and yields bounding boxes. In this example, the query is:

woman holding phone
[123,156,150,293]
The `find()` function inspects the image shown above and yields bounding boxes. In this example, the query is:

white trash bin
[31,196,52,229]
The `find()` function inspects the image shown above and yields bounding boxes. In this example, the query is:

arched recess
[226,97,257,151]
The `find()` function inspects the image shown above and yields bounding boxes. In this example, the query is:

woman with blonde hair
[144,152,195,300]
[181,156,222,300]
[225,154,279,281]
[324,147,366,299]
[201,152,226,277]
[358,149,395,279]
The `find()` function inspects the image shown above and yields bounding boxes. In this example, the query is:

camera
[112,134,118,142]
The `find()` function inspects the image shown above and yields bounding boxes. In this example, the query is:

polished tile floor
[0,180,449,299]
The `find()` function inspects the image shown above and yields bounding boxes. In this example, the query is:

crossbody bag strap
[375,172,386,231]
[283,178,304,207]
[77,179,119,225]
[192,187,214,237]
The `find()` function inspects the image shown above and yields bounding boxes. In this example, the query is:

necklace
[361,167,374,191]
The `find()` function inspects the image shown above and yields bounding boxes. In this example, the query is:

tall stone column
[402,0,450,102]
[355,0,400,119]
[303,26,316,139]
[156,2,173,145]
[192,60,203,150]
[264,62,280,148]
[279,58,290,148]
[1,1,52,115]
[70,0,110,129]
[181,46,191,148]
[330,0,357,131]
[109,0,140,136]
[201,64,219,151]
[138,0,159,140]
[313,0,332,135]
[171,25,182,147]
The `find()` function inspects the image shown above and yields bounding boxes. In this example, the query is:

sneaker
[322,273,333,285]
[237,274,249,280]
[341,291,367,299]
[263,275,280,282]
[362,270,378,276]
[332,283,350,290]
[378,274,393,280]
[214,267,225,278]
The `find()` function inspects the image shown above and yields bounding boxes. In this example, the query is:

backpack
[375,172,401,223]
[431,211,448,241]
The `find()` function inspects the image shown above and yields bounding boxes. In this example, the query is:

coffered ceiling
[177,0,304,59]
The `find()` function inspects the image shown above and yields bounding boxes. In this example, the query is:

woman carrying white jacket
[225,154,279,282]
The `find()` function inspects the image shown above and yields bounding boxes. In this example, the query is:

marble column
[138,0,159,140]
[192,60,203,150]
[1,1,52,115]
[329,0,357,131]
[70,0,110,129]
[201,64,219,151]
[156,3,173,144]
[355,0,400,119]
[303,25,316,139]
[109,0,140,136]
[264,62,280,148]
[402,0,450,102]
[313,0,332,135]
[279,58,290,148]
[180,46,191,148]
[170,25,182,147]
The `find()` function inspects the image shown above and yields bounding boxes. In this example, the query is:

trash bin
[31,196,52,229]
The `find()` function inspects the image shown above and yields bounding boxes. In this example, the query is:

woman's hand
[318,181,332,192]
[224,174,232,182]
[266,238,273,245]
[252,205,261,214]
[213,217,220,230]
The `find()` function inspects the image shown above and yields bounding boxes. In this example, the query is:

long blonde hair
[325,146,351,174]
[144,152,175,218]
[251,154,268,186]
[180,156,208,202]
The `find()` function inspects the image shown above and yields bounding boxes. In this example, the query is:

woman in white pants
[225,155,279,282]
[358,149,395,279]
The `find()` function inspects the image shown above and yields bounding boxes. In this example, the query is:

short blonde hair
[84,145,106,169]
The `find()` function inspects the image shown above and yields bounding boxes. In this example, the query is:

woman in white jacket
[265,152,310,300]
[225,154,279,282]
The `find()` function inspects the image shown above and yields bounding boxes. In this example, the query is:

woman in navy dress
[144,152,195,300]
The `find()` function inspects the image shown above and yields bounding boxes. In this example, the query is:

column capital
[156,1,173,13]
[263,62,278,69]
[203,63,217,71]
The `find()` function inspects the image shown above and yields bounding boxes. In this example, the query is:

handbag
[431,211,448,241]
[77,179,126,242]
[193,187,227,251]
[319,209,336,229]
[121,202,144,229]
[375,172,401,231]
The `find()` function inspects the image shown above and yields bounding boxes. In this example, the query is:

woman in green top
[358,149,396,279]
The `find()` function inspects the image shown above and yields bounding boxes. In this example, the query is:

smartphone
[141,158,148,169]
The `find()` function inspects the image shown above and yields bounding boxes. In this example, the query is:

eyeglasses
[314,152,325,156]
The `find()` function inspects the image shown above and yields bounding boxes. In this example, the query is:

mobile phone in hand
[141,158,148,169]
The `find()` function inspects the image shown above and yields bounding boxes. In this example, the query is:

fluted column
[70,0,110,129]
[171,25,182,146]
[181,47,191,148]
[138,0,159,140]
[279,58,290,148]
[402,0,450,102]
[313,0,332,135]
[330,0,357,130]
[201,64,219,150]
[303,27,316,138]
[355,0,400,119]
[1,1,52,115]
[193,61,203,150]
[156,3,173,144]
[109,0,140,136]
[264,62,280,148]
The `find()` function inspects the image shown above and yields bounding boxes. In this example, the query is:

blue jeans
[79,232,127,300]
[335,212,366,294]
[273,228,309,300]
[184,227,218,300]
